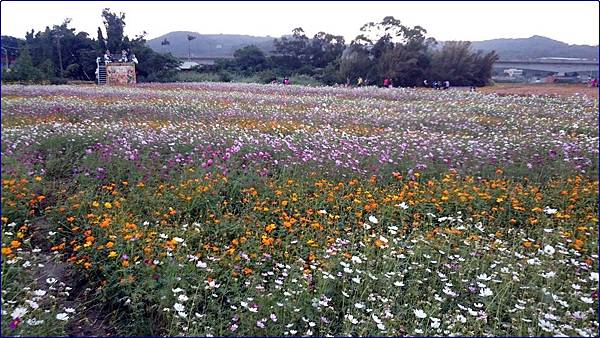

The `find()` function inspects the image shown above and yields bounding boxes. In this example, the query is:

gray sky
[1,1,598,45]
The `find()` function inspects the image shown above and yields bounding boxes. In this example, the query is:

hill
[469,35,598,60]
[146,31,275,58]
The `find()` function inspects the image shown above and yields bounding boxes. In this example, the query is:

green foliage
[232,45,268,75]
[102,8,126,52]
[429,41,499,86]
[3,46,45,82]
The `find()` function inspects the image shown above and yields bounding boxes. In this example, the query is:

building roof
[179,61,199,70]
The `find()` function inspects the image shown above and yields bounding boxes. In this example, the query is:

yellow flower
[1,247,13,255]
[108,251,117,258]
[104,202,112,209]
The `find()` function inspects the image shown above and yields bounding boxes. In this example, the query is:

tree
[186,34,196,61]
[5,46,44,82]
[339,43,373,84]
[342,16,436,86]
[102,8,126,52]
[161,38,170,53]
[429,41,498,86]
[97,27,107,52]
[232,45,268,75]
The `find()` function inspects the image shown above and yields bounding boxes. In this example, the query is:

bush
[256,70,277,84]
[50,77,69,85]
[290,74,323,87]
[175,72,221,83]
[218,70,232,82]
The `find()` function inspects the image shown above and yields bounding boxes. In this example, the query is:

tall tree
[97,27,107,52]
[102,8,126,52]
[186,34,196,61]
[161,38,170,53]
[429,41,498,86]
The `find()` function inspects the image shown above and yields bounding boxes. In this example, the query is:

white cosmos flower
[431,317,441,329]
[46,277,57,284]
[25,300,39,309]
[172,288,184,293]
[354,302,365,309]
[173,237,184,243]
[56,313,69,321]
[572,284,581,290]
[178,294,189,302]
[64,307,75,313]
[196,260,207,268]
[543,206,557,215]
[377,323,386,330]
[26,318,44,326]
[396,202,409,209]
[372,314,382,323]
[11,306,28,319]
[477,273,491,281]
[479,288,493,297]
[352,276,361,284]
[174,303,185,312]
[543,245,556,255]
[580,297,593,304]
[368,216,379,224]
[351,256,362,264]
[345,314,359,324]
[540,271,556,279]
[33,289,46,297]
[414,309,427,319]
[590,272,599,282]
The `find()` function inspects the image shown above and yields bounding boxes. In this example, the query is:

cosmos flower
[414,309,427,319]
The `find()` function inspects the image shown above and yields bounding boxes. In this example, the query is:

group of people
[424,80,450,90]
[270,77,290,85]
[103,49,138,64]
[588,78,598,87]
[343,77,393,88]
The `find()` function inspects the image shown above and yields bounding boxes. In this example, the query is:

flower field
[1,83,598,336]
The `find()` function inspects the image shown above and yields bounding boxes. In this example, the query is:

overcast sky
[2,1,598,45]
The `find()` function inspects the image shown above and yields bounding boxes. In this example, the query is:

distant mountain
[469,35,598,60]
[147,31,275,58]
[148,32,598,61]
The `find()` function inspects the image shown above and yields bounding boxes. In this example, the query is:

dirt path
[479,83,599,98]
[29,217,113,336]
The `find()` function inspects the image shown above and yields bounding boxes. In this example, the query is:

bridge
[494,59,599,74]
